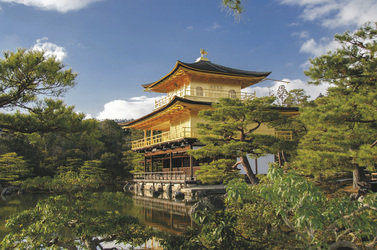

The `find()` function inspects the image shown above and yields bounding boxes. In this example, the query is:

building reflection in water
[132,193,196,234]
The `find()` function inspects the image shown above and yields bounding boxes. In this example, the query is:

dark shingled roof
[181,60,271,77]
[142,60,271,89]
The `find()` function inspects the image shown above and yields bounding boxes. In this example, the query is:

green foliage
[225,178,252,207]
[0,117,136,181]
[0,48,76,110]
[21,175,53,191]
[221,0,245,21]
[275,85,311,107]
[157,228,201,250]
[123,150,144,175]
[195,210,258,249]
[196,159,241,185]
[0,191,153,249]
[80,160,110,182]
[190,97,285,185]
[0,49,79,135]
[173,166,377,249]
[259,165,377,248]
[21,171,102,193]
[283,88,311,107]
[296,22,377,185]
[0,99,86,134]
[0,49,135,182]
[0,152,31,185]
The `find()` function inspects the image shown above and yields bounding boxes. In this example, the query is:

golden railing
[132,127,196,150]
[154,87,256,110]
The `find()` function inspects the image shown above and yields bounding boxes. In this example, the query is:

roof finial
[200,49,208,57]
[196,49,209,62]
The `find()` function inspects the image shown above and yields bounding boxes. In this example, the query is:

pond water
[0,187,196,242]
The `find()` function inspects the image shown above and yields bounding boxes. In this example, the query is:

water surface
[0,190,195,241]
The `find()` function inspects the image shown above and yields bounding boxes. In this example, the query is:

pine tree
[190,97,283,185]
[295,22,377,187]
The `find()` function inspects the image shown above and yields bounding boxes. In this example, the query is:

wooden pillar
[190,155,194,179]
[144,156,147,172]
[170,152,173,172]
[255,158,258,175]
[151,155,154,173]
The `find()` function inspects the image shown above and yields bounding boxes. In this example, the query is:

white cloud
[247,78,332,100]
[0,0,104,13]
[299,37,340,57]
[279,0,377,28]
[292,30,310,39]
[32,37,67,61]
[96,96,156,120]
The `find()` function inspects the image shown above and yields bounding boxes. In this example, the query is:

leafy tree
[221,0,245,21]
[0,49,76,110]
[80,160,109,183]
[268,87,309,167]
[99,119,126,153]
[21,169,103,193]
[98,120,127,178]
[195,159,241,185]
[0,49,79,133]
[0,99,86,134]
[0,192,153,249]
[259,165,377,249]
[190,97,283,185]
[124,150,144,175]
[0,152,31,186]
[295,22,377,186]
[276,84,289,106]
[275,85,311,107]
[171,166,377,249]
[284,88,310,107]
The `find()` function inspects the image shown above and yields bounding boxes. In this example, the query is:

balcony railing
[154,86,256,110]
[132,127,196,150]
[133,171,195,182]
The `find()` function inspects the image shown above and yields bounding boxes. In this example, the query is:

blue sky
[1,0,376,120]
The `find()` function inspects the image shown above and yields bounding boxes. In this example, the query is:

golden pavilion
[122,51,292,181]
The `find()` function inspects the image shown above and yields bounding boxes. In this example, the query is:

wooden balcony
[154,87,256,110]
[132,127,197,150]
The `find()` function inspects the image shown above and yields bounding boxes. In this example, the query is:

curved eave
[121,96,212,129]
[143,60,271,92]
[142,61,182,90]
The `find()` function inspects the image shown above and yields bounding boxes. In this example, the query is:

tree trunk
[277,152,282,167]
[240,155,259,186]
[353,165,365,188]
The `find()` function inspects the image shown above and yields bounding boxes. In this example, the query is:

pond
[0,187,196,243]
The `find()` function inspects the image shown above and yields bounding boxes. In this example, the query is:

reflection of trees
[1,192,152,249]
[0,193,50,239]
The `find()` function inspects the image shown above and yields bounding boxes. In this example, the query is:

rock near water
[1,186,20,196]
[188,195,225,217]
